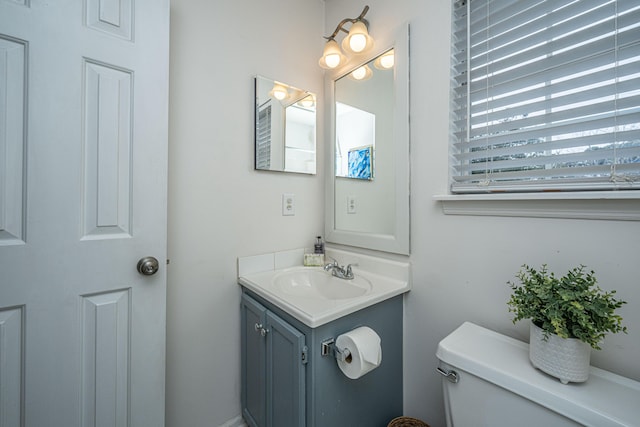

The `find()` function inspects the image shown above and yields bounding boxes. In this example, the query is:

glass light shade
[269,84,289,100]
[349,65,373,81]
[374,50,395,70]
[319,39,346,69]
[297,95,315,108]
[341,21,374,54]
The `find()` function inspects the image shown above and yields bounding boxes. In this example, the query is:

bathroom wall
[168,1,640,426]
[324,1,640,427]
[167,1,325,425]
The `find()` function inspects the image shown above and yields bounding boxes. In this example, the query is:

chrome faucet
[323,259,358,280]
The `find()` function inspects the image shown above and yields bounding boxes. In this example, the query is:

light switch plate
[282,193,295,216]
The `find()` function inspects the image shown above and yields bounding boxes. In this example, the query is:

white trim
[434,190,640,201]
[433,191,640,220]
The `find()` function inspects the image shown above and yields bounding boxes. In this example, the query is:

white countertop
[237,248,411,328]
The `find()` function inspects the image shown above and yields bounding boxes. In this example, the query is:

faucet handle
[324,256,338,267]
[345,263,358,277]
[324,257,339,271]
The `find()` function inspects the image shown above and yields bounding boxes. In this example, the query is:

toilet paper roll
[335,326,382,379]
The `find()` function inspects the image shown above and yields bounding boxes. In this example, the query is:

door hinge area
[301,346,308,365]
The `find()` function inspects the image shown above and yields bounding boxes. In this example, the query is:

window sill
[433,191,640,221]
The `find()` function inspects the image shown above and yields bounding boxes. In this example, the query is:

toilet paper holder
[321,338,351,362]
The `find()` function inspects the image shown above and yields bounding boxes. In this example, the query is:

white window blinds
[451,0,640,193]
[256,103,272,170]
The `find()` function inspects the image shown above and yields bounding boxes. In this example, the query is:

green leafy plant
[507,264,627,350]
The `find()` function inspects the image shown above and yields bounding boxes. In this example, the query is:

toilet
[436,322,640,427]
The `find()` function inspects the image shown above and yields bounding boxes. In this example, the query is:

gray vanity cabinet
[241,293,306,427]
[241,288,403,427]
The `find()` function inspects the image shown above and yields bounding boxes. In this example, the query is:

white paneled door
[0,0,169,426]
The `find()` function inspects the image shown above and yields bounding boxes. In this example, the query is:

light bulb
[374,50,395,70]
[380,53,394,69]
[352,66,367,80]
[349,65,372,81]
[349,34,367,53]
[270,84,288,100]
[325,53,341,69]
[299,96,315,108]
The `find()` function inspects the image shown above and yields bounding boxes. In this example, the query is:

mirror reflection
[325,23,409,255]
[334,49,395,234]
[255,76,316,174]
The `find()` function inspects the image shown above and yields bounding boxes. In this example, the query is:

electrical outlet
[282,193,295,216]
[347,195,357,214]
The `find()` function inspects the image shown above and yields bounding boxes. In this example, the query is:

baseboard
[218,415,247,427]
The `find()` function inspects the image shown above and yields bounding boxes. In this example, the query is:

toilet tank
[436,322,640,427]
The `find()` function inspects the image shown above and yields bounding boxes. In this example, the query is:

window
[450,0,640,194]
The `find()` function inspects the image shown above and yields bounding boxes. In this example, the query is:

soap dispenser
[304,236,325,267]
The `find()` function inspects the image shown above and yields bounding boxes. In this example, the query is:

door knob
[137,257,160,276]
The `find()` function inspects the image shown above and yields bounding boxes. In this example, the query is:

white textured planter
[529,322,591,384]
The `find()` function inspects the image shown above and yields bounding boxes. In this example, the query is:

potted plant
[507,264,627,384]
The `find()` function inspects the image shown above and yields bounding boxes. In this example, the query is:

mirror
[325,23,410,255]
[254,76,317,174]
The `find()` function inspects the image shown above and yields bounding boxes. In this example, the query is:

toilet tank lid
[436,322,640,427]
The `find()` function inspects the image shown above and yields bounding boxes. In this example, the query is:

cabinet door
[266,311,306,427]
[241,294,267,427]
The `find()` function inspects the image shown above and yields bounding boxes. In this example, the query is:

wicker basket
[387,416,430,427]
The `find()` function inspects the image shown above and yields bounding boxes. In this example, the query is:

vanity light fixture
[318,5,374,70]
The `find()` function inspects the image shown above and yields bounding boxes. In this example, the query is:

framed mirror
[254,76,317,174]
[325,23,410,255]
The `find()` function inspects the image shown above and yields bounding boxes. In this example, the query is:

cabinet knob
[254,323,269,336]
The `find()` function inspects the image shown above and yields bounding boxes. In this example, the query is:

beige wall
[169,1,640,426]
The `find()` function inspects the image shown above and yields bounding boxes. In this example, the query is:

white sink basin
[238,251,410,327]
[273,269,372,300]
